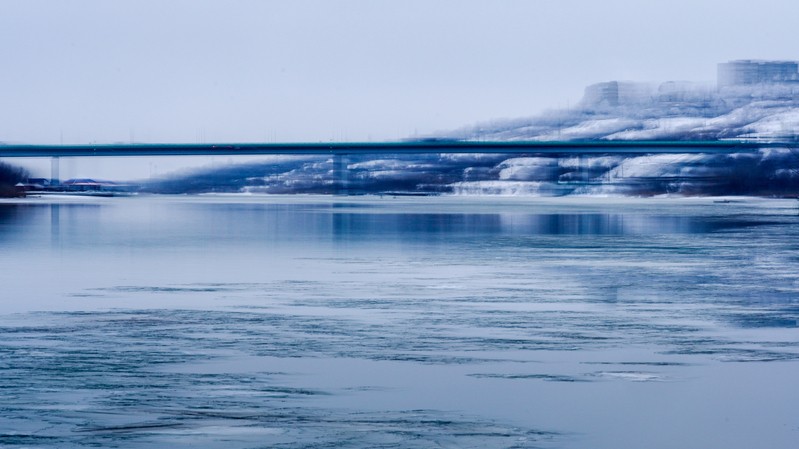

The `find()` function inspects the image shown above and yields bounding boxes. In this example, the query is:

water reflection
[0,200,786,251]
[0,204,35,227]
[50,204,60,246]
[330,211,772,239]
[0,204,40,245]
[0,203,105,249]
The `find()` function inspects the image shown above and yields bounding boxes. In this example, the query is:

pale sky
[2,0,798,177]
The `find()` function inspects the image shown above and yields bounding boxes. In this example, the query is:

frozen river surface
[0,195,798,448]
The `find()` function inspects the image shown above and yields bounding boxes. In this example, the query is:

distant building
[60,179,134,193]
[657,81,714,104]
[18,178,53,191]
[575,60,799,111]
[582,81,654,107]
[718,60,799,87]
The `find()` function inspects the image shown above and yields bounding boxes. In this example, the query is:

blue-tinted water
[1,195,798,448]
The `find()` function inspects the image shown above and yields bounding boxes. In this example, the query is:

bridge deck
[0,140,793,158]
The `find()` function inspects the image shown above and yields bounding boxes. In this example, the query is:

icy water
[1,195,798,449]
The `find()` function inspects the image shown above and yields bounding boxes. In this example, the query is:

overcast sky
[2,0,799,176]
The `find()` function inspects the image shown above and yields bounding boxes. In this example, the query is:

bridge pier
[333,154,349,195]
[50,157,60,186]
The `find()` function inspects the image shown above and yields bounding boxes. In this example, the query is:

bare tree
[0,161,29,197]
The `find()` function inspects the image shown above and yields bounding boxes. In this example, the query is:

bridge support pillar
[50,157,60,186]
[333,154,349,195]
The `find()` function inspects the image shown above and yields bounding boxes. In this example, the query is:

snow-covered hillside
[145,73,799,197]
[440,81,799,142]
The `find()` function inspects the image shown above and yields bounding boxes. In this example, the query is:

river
[1,194,798,448]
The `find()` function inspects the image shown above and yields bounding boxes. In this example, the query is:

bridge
[0,139,793,158]
[3,140,795,191]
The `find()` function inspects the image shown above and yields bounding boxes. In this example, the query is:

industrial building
[717,60,799,86]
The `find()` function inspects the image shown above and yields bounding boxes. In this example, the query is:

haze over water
[1,195,798,448]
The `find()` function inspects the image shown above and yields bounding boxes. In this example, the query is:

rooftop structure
[581,81,654,107]
[718,60,799,86]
